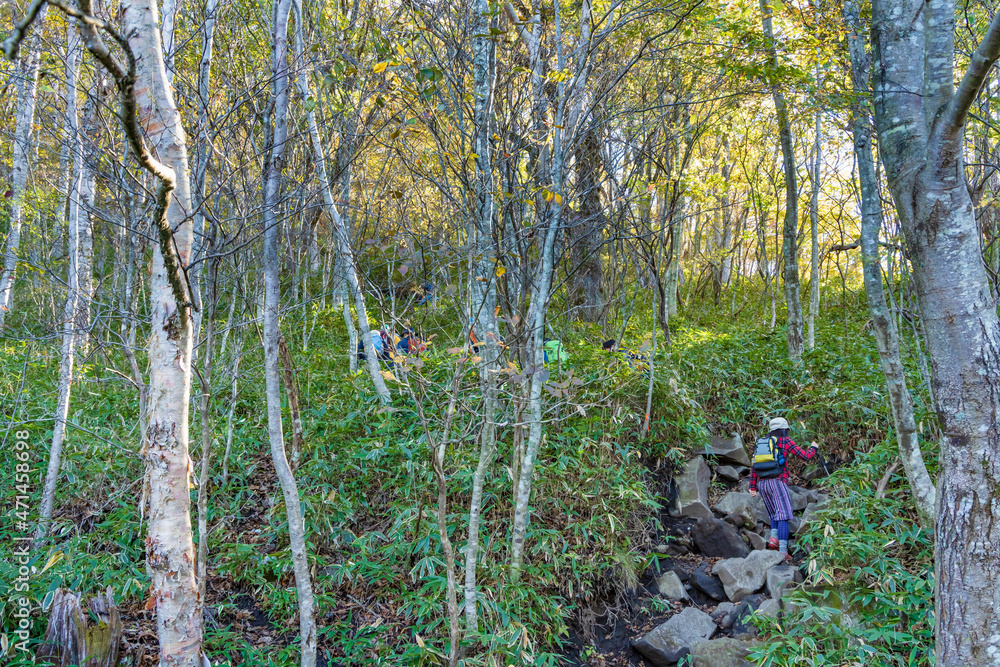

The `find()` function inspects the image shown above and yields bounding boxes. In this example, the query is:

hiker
[396,327,425,356]
[357,330,384,362]
[602,338,648,374]
[748,417,819,561]
[543,337,569,364]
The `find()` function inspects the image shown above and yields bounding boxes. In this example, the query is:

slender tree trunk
[0,4,46,327]
[291,0,387,401]
[36,20,82,546]
[220,343,240,489]
[760,0,803,362]
[807,57,821,350]
[845,0,935,527]
[462,0,502,636]
[870,1,1000,662]
[195,259,218,606]
[262,1,317,663]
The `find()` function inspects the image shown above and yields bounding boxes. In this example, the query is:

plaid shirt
[749,436,817,492]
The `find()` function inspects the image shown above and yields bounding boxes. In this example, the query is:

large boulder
[691,563,727,601]
[713,550,786,602]
[766,565,803,600]
[669,457,712,519]
[691,518,750,558]
[690,637,756,667]
[709,433,751,467]
[656,570,691,602]
[632,607,717,666]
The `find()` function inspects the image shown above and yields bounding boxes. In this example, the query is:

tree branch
[939,8,1000,143]
[3,0,194,321]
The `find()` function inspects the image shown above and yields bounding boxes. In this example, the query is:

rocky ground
[565,432,830,667]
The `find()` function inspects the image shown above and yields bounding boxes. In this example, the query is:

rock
[797,503,822,533]
[692,518,750,558]
[756,598,781,619]
[766,565,803,600]
[716,465,747,482]
[691,563,727,601]
[671,567,690,582]
[690,637,756,667]
[710,602,736,622]
[789,516,801,534]
[632,607,717,666]
[713,491,752,516]
[656,571,691,602]
[654,543,669,554]
[709,433,751,467]
[787,488,810,511]
[748,494,771,523]
[670,457,713,519]
[729,595,765,637]
[806,489,828,504]
[742,529,766,551]
[713,550,786,602]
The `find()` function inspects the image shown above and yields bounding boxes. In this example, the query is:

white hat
[769,417,789,431]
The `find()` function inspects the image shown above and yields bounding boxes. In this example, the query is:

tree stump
[36,587,122,667]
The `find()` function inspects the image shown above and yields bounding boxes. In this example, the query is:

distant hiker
[396,327,425,356]
[357,330,394,362]
[602,338,648,374]
[543,337,568,364]
[749,417,819,561]
[357,331,384,361]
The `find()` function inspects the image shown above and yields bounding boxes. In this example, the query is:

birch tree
[0,3,46,328]
[262,0,317,663]
[5,0,210,659]
[759,0,803,362]
[290,0,389,404]
[869,0,1000,661]
[844,0,935,528]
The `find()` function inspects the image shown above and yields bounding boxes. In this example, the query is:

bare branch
[939,9,1000,142]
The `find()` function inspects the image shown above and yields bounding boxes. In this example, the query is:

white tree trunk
[36,20,83,546]
[871,0,1000,661]
[845,0,935,528]
[464,0,501,633]
[116,0,206,661]
[760,0,803,361]
[290,0,387,402]
[807,61,821,351]
[263,1,317,664]
[0,5,46,328]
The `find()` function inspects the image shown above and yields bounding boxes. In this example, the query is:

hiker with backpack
[749,417,819,561]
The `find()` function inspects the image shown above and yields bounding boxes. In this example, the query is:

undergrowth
[0,287,937,665]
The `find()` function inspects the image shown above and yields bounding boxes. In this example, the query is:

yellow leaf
[396,44,405,57]
[40,551,65,575]
[416,634,425,648]
[470,356,482,363]
[543,190,553,202]
[553,193,563,205]
[373,61,388,73]
[380,370,397,381]
[496,265,506,277]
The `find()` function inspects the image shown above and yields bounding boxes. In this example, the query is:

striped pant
[757,477,793,522]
